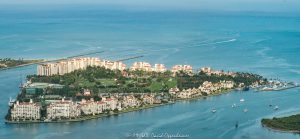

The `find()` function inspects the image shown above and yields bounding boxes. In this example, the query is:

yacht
[243,109,248,113]
[211,108,217,113]
[240,99,245,102]
[274,106,279,110]
[232,103,237,108]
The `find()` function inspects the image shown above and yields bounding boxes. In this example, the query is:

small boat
[243,87,250,91]
[235,121,239,129]
[243,109,248,113]
[269,99,273,107]
[274,106,279,110]
[211,108,217,113]
[240,99,245,102]
[8,97,15,107]
[232,103,237,108]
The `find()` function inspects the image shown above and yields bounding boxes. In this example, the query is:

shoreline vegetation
[261,115,300,133]
[0,58,44,70]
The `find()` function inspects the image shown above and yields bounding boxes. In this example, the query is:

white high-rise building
[130,62,152,71]
[152,64,167,72]
[37,57,126,76]
[171,65,193,73]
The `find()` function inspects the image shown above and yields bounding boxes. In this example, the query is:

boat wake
[141,112,196,134]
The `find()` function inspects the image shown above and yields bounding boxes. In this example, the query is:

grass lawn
[97,79,116,86]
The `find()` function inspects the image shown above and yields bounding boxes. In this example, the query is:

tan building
[220,80,235,89]
[142,94,155,105]
[102,97,118,110]
[79,98,108,115]
[130,62,152,71]
[37,57,101,76]
[101,60,126,71]
[171,65,193,73]
[152,64,167,72]
[37,57,126,76]
[122,95,140,108]
[11,99,40,121]
[200,67,236,77]
[169,87,180,95]
[177,88,200,99]
[200,67,212,73]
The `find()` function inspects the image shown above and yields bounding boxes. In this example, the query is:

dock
[259,85,300,92]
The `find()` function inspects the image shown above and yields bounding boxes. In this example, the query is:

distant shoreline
[261,114,300,134]
[0,60,44,71]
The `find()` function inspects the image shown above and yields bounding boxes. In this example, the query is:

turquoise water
[1,8,300,139]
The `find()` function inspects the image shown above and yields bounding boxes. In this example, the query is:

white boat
[240,99,245,102]
[243,109,248,113]
[211,108,217,113]
[274,106,279,110]
[232,103,237,108]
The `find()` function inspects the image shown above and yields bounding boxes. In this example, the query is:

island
[261,115,300,133]
[0,58,44,70]
[5,57,270,124]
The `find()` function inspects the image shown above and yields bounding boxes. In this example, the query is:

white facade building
[130,62,152,71]
[152,64,167,72]
[10,99,40,121]
[47,98,80,119]
[171,65,193,73]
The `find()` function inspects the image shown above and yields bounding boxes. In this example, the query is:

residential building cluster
[37,57,126,76]
[169,80,235,99]
[36,57,240,78]
[171,65,193,73]
[200,67,236,76]
[130,62,167,72]
[10,93,160,121]
[37,56,197,76]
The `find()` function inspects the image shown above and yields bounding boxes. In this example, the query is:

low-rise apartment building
[10,99,40,121]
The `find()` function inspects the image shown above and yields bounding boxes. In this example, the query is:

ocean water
[1,8,300,139]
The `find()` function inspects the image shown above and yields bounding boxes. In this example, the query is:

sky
[0,0,300,12]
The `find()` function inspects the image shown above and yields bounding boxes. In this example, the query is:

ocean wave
[255,47,294,68]
[34,131,71,139]
[213,39,237,44]
[252,37,272,44]
[0,34,18,40]
[288,69,300,75]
